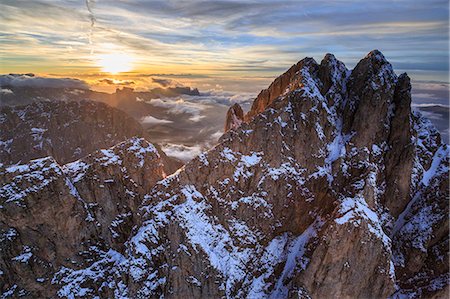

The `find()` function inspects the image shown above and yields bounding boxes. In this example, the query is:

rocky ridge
[0,50,448,298]
[224,103,244,132]
[0,100,181,174]
[0,137,166,297]
[120,50,447,298]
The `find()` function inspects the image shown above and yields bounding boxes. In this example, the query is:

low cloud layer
[140,115,173,125]
[98,78,135,86]
[0,88,13,95]
[148,98,208,122]
[412,81,449,108]
[161,143,203,162]
[152,78,175,88]
[1,72,447,160]
[0,74,88,89]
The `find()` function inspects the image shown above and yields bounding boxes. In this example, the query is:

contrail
[85,0,96,53]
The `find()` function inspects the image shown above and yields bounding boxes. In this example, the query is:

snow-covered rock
[0,138,166,297]
[1,50,448,298]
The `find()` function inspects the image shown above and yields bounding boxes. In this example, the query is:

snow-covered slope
[0,138,166,297]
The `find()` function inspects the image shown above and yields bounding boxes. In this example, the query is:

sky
[1,0,449,158]
[0,0,449,93]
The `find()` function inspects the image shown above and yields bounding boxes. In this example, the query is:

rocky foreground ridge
[1,50,448,298]
[1,138,166,297]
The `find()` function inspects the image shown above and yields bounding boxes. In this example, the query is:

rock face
[224,103,244,132]
[0,138,166,297]
[245,59,306,121]
[1,50,448,298]
[0,100,182,175]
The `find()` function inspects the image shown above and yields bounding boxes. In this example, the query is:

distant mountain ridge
[0,82,226,154]
[0,74,199,108]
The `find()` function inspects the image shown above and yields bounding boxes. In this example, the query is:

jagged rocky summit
[1,50,448,298]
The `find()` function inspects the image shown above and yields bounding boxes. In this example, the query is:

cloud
[151,77,174,87]
[161,143,203,162]
[1,0,448,83]
[188,114,205,122]
[150,77,191,89]
[174,90,256,107]
[140,115,173,125]
[68,89,85,95]
[412,103,449,108]
[229,93,255,104]
[210,130,223,140]
[413,81,449,91]
[0,88,13,95]
[142,73,210,79]
[0,74,89,89]
[412,80,449,107]
[148,97,207,122]
[413,93,438,100]
[85,0,96,49]
[418,110,443,120]
[98,78,135,85]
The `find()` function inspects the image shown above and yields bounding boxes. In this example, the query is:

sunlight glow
[97,53,134,74]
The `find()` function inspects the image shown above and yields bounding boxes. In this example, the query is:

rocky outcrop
[245,59,306,121]
[390,112,449,298]
[224,103,244,132]
[0,100,182,175]
[1,51,448,298]
[111,50,445,298]
[0,138,166,297]
[383,73,414,218]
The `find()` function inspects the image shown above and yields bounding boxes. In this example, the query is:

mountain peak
[322,52,337,62]
[120,51,446,298]
[366,49,386,60]
[226,51,400,149]
[351,49,396,86]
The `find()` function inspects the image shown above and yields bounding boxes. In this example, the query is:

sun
[97,53,133,74]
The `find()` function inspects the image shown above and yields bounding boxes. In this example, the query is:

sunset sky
[0,0,448,93]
